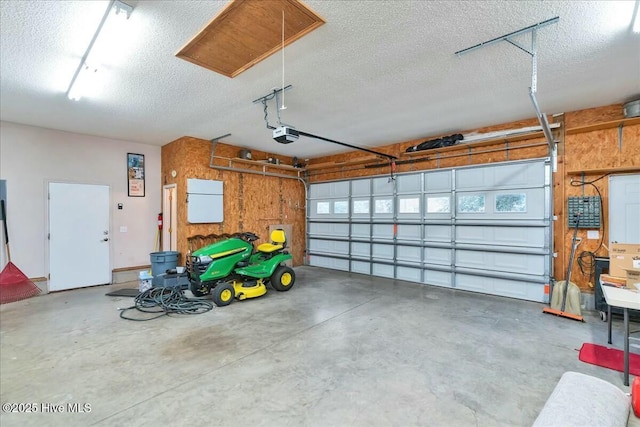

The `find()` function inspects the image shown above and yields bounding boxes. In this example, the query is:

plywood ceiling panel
[176,0,325,78]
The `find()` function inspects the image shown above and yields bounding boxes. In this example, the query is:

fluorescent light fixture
[67,64,99,101]
[634,0,640,33]
[66,0,133,101]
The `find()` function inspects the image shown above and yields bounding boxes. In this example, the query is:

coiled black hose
[119,287,213,321]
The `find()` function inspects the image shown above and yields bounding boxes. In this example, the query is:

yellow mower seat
[257,229,286,254]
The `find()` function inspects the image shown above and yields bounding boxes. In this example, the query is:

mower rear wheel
[271,266,295,291]
[212,282,235,306]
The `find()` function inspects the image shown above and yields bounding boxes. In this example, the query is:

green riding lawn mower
[186,229,295,306]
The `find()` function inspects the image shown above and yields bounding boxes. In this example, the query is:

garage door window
[426,196,450,213]
[334,201,348,214]
[458,194,485,213]
[375,199,393,214]
[399,197,420,214]
[496,193,526,213]
[317,202,330,214]
[353,199,369,214]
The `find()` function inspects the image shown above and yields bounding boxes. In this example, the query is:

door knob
[102,238,109,242]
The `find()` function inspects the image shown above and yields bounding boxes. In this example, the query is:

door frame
[45,180,112,291]
[609,173,640,245]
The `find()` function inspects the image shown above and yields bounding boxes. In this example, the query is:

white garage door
[307,159,552,302]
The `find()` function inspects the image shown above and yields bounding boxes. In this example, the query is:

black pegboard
[567,196,601,228]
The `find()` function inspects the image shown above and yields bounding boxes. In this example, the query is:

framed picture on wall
[127,153,145,197]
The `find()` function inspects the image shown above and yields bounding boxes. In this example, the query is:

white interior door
[49,183,110,291]
[609,174,640,244]
[162,184,177,251]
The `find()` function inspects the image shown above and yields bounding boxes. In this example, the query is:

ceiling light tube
[66,0,133,101]
[67,64,98,101]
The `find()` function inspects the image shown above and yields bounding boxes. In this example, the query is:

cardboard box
[600,273,627,287]
[627,269,640,290]
[600,270,640,289]
[610,243,640,278]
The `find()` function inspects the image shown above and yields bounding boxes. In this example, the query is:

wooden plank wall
[161,137,306,266]
[305,104,639,292]
[563,106,640,290]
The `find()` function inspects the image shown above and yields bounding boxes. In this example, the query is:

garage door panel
[351,223,370,239]
[309,222,349,238]
[372,244,394,260]
[351,261,370,274]
[373,263,394,278]
[397,174,422,193]
[351,179,371,196]
[397,245,421,264]
[309,255,349,271]
[456,226,545,248]
[425,225,452,242]
[373,177,394,194]
[397,224,421,242]
[397,266,421,283]
[424,170,452,192]
[331,181,350,197]
[494,162,545,187]
[424,269,452,287]
[310,183,330,198]
[372,224,394,240]
[455,274,544,302]
[351,242,370,257]
[456,250,546,275]
[424,247,452,265]
[309,239,349,255]
[310,182,349,199]
[456,162,545,190]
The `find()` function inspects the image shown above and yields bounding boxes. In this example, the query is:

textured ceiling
[1,1,639,159]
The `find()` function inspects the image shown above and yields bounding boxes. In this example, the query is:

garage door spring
[119,287,214,321]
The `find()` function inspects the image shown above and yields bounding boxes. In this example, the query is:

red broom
[0,200,41,304]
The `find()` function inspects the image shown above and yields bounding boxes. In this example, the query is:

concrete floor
[0,266,637,426]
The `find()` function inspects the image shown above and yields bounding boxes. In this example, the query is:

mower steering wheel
[241,232,259,242]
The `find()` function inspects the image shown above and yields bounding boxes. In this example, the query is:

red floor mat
[579,343,640,376]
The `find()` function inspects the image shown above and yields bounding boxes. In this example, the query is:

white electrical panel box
[187,179,223,223]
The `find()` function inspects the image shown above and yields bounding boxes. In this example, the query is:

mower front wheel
[212,282,235,306]
[271,266,295,291]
